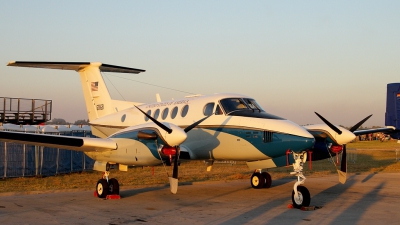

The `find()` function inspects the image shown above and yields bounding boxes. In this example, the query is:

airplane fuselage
[86,93,315,168]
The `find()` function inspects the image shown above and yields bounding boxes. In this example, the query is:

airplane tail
[385,83,400,139]
[7,61,145,122]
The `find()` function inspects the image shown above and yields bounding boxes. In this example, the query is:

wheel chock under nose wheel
[93,191,121,199]
[106,194,121,200]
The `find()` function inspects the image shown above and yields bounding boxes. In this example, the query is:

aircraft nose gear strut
[290,151,311,208]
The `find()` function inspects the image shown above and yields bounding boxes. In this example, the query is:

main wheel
[291,186,311,209]
[250,172,265,189]
[96,179,109,198]
[261,172,272,188]
[108,178,120,195]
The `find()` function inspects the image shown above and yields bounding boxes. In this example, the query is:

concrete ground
[0,173,399,224]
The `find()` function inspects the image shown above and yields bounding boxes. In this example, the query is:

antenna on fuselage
[156,93,162,102]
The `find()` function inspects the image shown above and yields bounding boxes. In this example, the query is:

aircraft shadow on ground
[215,173,385,224]
[120,184,171,198]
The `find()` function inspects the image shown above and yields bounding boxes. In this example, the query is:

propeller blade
[349,114,373,132]
[338,144,347,184]
[135,106,172,134]
[170,146,180,194]
[184,115,211,133]
[315,112,342,135]
[169,177,178,194]
[341,144,347,173]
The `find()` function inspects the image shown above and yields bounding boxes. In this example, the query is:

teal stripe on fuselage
[205,127,314,158]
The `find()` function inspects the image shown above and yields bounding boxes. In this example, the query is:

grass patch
[1,141,400,193]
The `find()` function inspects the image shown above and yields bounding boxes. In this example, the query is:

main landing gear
[95,170,120,198]
[290,151,310,208]
[250,170,272,189]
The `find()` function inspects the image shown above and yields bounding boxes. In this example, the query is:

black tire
[108,178,120,195]
[96,179,109,198]
[261,172,272,188]
[250,172,265,189]
[291,186,311,209]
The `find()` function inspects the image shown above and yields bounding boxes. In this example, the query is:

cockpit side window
[215,105,223,115]
[220,98,248,114]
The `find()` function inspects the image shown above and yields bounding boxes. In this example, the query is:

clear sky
[1,1,399,127]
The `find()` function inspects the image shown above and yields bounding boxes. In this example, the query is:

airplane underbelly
[86,138,160,166]
[185,129,269,161]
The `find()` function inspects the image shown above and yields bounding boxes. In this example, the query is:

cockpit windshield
[220,98,264,114]
[244,98,264,111]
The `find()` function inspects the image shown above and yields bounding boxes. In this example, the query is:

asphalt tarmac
[0,173,399,224]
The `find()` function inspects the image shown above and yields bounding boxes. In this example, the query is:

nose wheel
[292,186,310,208]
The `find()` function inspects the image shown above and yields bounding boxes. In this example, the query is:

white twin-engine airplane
[0,61,395,208]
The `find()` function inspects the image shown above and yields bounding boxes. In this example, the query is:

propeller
[135,105,210,194]
[315,112,372,184]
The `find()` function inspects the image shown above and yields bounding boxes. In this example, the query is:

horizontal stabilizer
[0,131,117,152]
[7,61,145,74]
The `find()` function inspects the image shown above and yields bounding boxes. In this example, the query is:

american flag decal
[91,82,98,91]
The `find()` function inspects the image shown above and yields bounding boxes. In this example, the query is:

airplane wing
[353,126,396,136]
[0,130,117,152]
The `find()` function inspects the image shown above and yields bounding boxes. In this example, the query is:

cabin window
[154,109,160,119]
[162,108,169,120]
[203,103,215,116]
[181,105,189,117]
[171,106,178,119]
[145,110,151,121]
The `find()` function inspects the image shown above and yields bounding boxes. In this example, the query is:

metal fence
[0,128,95,178]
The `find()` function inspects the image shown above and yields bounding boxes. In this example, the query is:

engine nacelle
[311,140,342,161]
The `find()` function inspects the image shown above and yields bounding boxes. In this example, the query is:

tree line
[46,118,90,125]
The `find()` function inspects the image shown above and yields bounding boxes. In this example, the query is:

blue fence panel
[24,145,37,176]
[0,130,95,178]
[5,142,25,177]
[41,147,58,176]
[0,142,5,177]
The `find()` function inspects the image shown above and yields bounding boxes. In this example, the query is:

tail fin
[7,61,145,122]
[385,83,400,139]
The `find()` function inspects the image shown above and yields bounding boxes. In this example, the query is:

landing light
[161,146,177,156]
[331,145,343,153]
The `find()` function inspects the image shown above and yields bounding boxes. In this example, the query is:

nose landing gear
[290,151,310,208]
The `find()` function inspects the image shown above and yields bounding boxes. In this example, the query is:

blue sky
[1,1,399,127]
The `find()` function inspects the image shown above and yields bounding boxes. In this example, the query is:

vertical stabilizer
[78,63,115,121]
[7,61,145,122]
[385,83,400,139]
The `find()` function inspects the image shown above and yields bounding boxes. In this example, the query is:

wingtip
[7,61,16,66]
